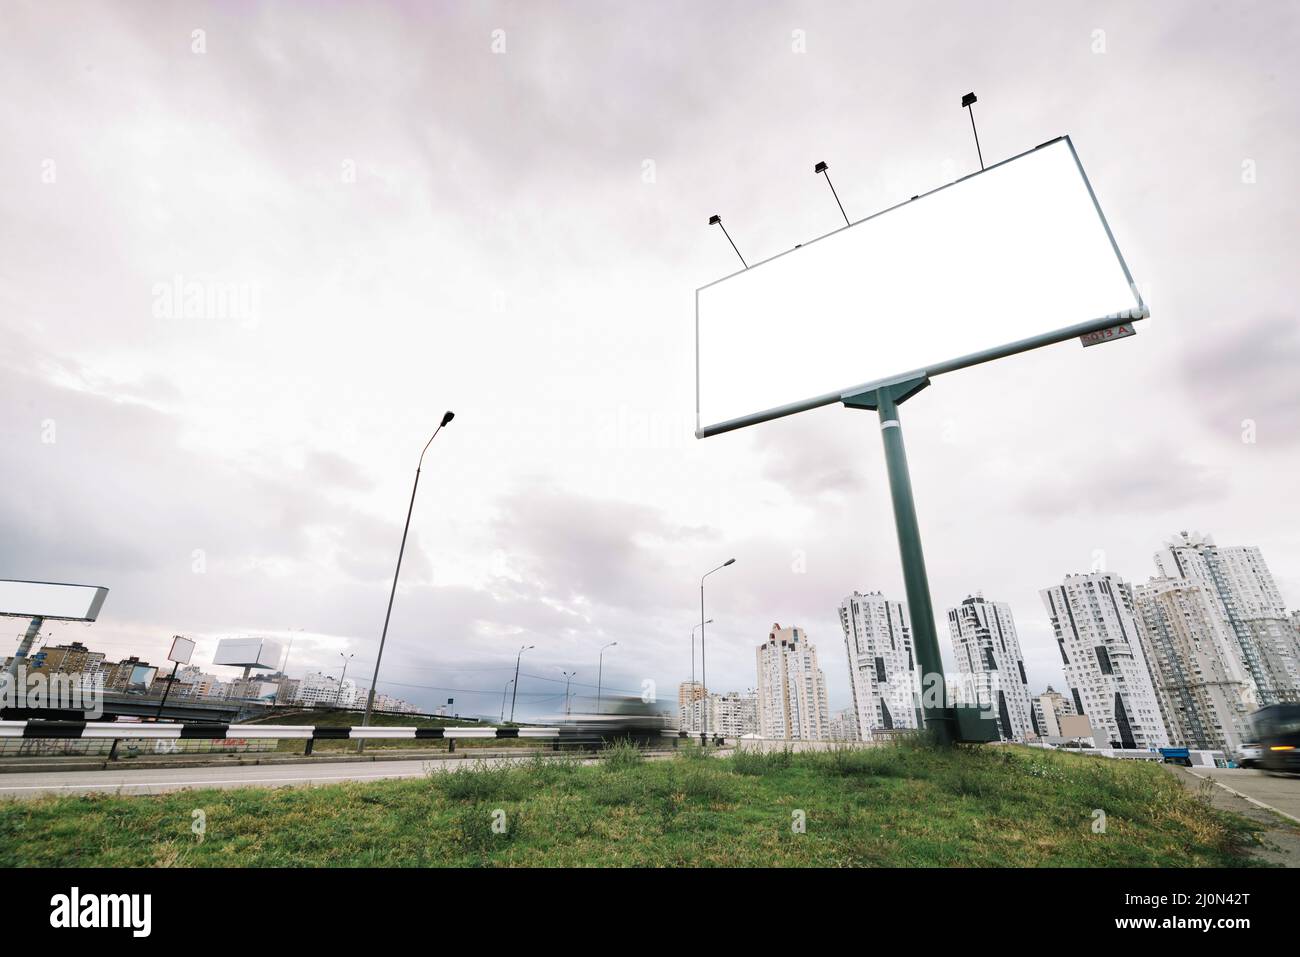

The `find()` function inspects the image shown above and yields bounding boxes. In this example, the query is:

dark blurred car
[1249,704,1300,774]
[549,694,675,748]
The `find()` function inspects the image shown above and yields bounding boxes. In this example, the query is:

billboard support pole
[3,617,43,680]
[154,661,180,722]
[843,376,955,746]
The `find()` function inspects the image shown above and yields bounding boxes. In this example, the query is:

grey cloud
[1182,315,1300,444]
[1018,443,1228,517]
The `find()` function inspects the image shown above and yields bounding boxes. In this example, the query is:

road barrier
[0,721,725,757]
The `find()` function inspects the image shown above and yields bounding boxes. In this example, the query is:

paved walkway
[1166,765,1300,867]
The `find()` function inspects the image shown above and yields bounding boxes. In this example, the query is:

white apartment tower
[839,591,922,736]
[1153,532,1300,705]
[1134,576,1257,752]
[1039,573,1169,750]
[946,594,1034,742]
[756,624,830,740]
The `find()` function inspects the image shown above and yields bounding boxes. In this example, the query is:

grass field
[0,742,1268,867]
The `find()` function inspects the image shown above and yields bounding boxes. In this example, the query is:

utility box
[953,706,1000,743]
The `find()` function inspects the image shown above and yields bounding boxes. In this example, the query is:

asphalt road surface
[1185,766,1300,822]
[0,753,611,799]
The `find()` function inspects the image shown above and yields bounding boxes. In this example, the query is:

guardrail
[0,721,726,758]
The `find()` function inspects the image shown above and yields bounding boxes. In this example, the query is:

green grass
[0,743,1268,867]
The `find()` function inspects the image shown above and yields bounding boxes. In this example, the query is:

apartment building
[1039,572,1169,750]
[946,594,1034,742]
[1154,532,1300,705]
[678,680,707,732]
[687,691,758,738]
[1032,686,1075,739]
[839,591,921,737]
[1134,576,1257,752]
[756,624,830,740]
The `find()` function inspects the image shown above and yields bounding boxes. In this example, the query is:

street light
[700,558,735,742]
[500,678,514,723]
[690,619,712,732]
[597,642,617,714]
[509,644,534,723]
[361,411,454,743]
[277,627,304,705]
[335,653,355,708]
[561,670,576,716]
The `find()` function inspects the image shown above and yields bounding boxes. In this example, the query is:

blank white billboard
[696,136,1145,437]
[0,580,109,621]
[213,637,283,669]
[167,635,196,665]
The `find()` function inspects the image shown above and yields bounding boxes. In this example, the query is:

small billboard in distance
[0,580,109,621]
[125,665,157,693]
[167,635,196,665]
[695,136,1145,437]
[213,637,283,670]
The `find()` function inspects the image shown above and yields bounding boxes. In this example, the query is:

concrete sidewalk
[1166,765,1300,867]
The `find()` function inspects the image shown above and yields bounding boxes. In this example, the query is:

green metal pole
[871,385,955,746]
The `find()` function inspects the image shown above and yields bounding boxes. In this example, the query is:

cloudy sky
[2,1,1297,718]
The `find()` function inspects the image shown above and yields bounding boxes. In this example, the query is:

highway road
[0,753,618,799]
[1185,767,1300,822]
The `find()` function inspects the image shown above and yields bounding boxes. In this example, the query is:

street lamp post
[690,619,712,732]
[501,679,514,723]
[277,627,303,705]
[509,644,533,723]
[596,642,617,714]
[335,653,354,708]
[700,558,735,742]
[561,671,576,716]
[361,411,454,747]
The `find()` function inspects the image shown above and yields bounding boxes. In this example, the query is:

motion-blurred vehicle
[1249,703,1300,774]
[1237,743,1262,769]
[546,694,675,749]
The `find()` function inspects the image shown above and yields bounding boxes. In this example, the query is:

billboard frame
[695,135,1148,439]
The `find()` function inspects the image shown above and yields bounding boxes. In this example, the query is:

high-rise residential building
[839,591,921,737]
[678,680,707,731]
[687,691,757,738]
[1039,573,1169,750]
[1154,532,1300,705]
[756,624,830,740]
[946,594,1035,742]
[1134,576,1258,752]
[1032,686,1075,738]
[827,706,861,741]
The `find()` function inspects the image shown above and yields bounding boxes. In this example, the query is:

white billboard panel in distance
[167,635,196,665]
[696,136,1145,437]
[0,580,109,621]
[213,637,283,670]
